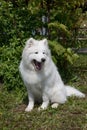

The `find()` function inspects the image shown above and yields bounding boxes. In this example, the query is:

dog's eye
[35,52,38,54]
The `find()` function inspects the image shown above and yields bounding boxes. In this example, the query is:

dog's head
[22,38,51,71]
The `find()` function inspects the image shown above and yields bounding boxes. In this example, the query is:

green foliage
[48,22,71,40]
[0,0,43,46]
[49,40,79,65]
[0,0,86,90]
[0,38,78,90]
[28,0,86,46]
[49,41,79,80]
[0,37,24,90]
[48,0,86,46]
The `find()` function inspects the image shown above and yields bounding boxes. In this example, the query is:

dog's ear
[43,39,48,46]
[26,38,34,47]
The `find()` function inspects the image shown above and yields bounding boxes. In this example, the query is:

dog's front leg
[25,93,34,112]
[38,93,49,111]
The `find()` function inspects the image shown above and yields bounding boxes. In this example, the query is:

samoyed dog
[19,38,85,112]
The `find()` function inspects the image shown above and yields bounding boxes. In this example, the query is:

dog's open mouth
[32,59,45,71]
[33,60,42,71]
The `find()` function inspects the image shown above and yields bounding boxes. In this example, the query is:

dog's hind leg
[51,103,59,108]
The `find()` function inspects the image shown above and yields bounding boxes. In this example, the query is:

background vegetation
[0,0,87,129]
[0,0,87,90]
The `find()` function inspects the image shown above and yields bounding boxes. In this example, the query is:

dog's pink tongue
[36,62,42,70]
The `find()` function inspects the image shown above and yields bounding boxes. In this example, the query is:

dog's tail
[65,86,85,98]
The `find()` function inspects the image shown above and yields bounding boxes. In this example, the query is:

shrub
[0,0,79,90]
[0,38,78,90]
[49,40,79,81]
[0,37,24,90]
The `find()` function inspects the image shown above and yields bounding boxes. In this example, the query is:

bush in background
[0,0,85,90]
[0,37,78,90]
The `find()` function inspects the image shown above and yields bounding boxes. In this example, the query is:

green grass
[0,54,87,130]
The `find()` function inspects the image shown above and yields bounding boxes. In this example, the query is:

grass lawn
[0,54,87,130]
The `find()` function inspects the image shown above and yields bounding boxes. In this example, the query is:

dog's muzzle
[32,58,46,71]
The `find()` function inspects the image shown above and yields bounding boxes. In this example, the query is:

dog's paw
[38,106,47,111]
[25,106,33,112]
[51,103,59,108]
[38,101,49,111]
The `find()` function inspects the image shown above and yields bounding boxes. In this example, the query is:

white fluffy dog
[19,38,85,112]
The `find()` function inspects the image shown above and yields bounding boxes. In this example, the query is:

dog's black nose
[41,58,46,62]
